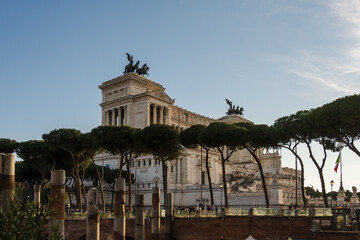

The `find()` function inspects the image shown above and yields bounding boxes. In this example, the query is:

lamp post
[220,184,223,210]
[330,180,334,208]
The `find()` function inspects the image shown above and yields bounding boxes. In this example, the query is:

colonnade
[104,106,127,126]
[104,103,170,127]
[149,103,168,125]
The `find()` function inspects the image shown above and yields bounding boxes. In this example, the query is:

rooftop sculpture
[123,53,149,76]
[225,99,244,116]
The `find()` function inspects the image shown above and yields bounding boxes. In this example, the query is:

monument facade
[95,73,302,207]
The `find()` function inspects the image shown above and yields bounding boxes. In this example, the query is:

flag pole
[340,151,343,190]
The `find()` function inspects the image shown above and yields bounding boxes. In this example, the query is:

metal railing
[65,207,333,220]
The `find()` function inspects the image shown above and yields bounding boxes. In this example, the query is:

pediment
[148,90,174,103]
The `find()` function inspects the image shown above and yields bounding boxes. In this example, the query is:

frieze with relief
[134,96,149,103]
[101,99,132,109]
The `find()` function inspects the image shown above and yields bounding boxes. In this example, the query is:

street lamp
[330,180,334,208]
[219,184,223,210]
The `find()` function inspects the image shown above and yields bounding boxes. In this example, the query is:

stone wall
[65,218,164,240]
[65,216,360,240]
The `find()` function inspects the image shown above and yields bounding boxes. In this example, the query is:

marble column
[34,185,41,206]
[176,159,181,183]
[104,111,108,125]
[153,104,157,124]
[125,104,131,127]
[146,103,151,126]
[164,108,169,124]
[118,107,122,126]
[114,178,126,240]
[112,109,116,126]
[159,106,164,124]
[0,153,15,212]
[124,106,128,126]
[102,111,106,125]
[151,187,160,240]
[107,110,111,125]
[165,193,173,240]
[87,188,100,240]
[135,194,145,240]
[50,169,65,237]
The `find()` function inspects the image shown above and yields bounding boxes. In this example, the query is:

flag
[334,152,341,173]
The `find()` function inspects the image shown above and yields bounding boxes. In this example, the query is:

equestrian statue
[225,99,244,116]
[123,53,150,76]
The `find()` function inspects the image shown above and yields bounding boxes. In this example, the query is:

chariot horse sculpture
[123,53,150,76]
[225,99,244,116]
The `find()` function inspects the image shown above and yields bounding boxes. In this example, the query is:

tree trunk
[81,165,87,211]
[204,149,214,205]
[298,158,307,208]
[161,160,168,207]
[65,176,73,207]
[348,143,360,158]
[220,159,228,208]
[91,157,105,212]
[284,145,308,208]
[113,154,125,217]
[305,141,329,208]
[61,147,82,212]
[116,153,125,179]
[74,175,82,212]
[217,147,236,209]
[247,147,269,208]
[126,162,132,213]
[71,159,82,212]
[318,169,328,208]
[111,187,114,209]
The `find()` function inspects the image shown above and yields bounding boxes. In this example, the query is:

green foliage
[85,164,102,187]
[345,190,352,202]
[103,167,119,189]
[43,129,82,151]
[91,125,140,156]
[134,124,181,162]
[15,161,43,186]
[40,185,51,205]
[40,185,68,206]
[235,122,276,148]
[273,110,313,144]
[310,94,360,156]
[42,128,83,171]
[78,132,103,158]
[0,138,18,153]
[180,125,206,149]
[327,191,338,201]
[85,164,134,185]
[200,122,241,150]
[0,187,62,240]
[305,186,322,198]
[101,168,133,189]
[16,140,52,184]
[312,94,360,139]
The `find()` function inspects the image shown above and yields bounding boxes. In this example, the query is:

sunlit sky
[1,1,359,192]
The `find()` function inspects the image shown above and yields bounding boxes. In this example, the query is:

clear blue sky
[1,1,359,192]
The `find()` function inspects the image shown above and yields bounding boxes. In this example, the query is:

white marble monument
[95,73,302,208]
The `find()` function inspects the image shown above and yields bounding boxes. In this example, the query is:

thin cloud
[284,1,360,95]
[291,70,353,94]
[325,0,360,74]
